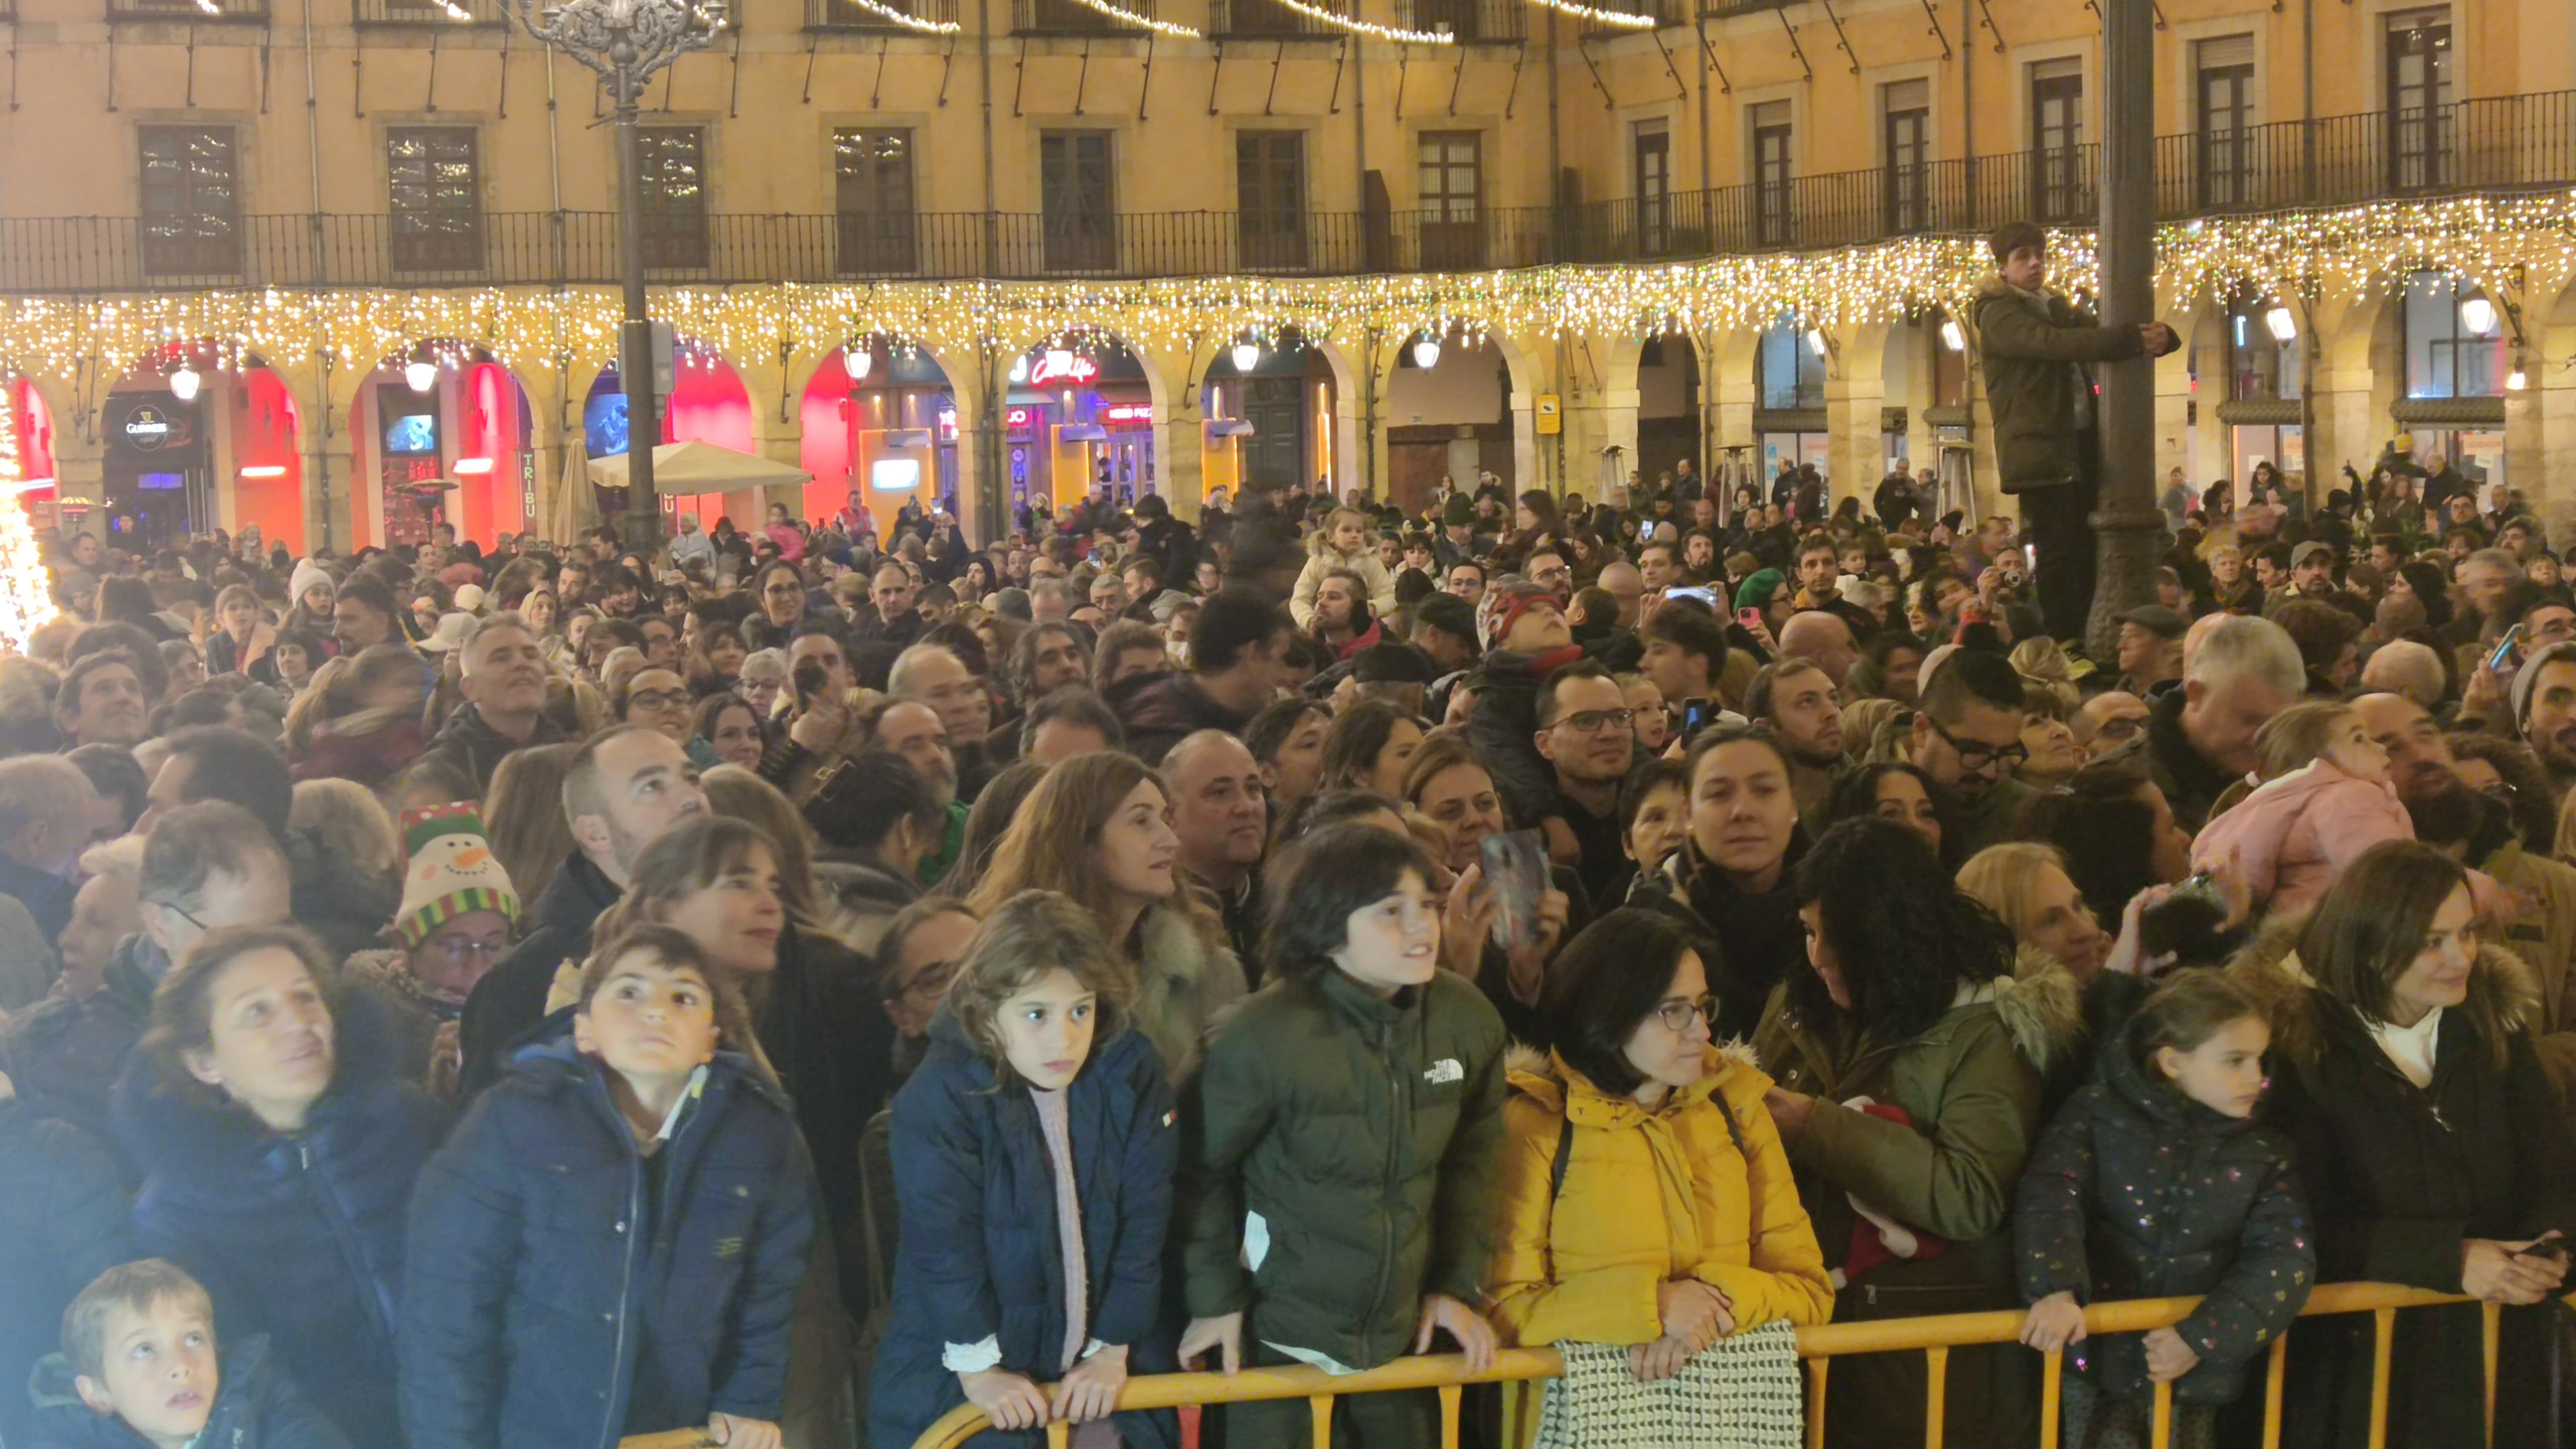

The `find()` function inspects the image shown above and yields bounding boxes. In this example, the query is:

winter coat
[338,950,464,1096]
[0,1102,129,1449]
[1751,963,2080,1449]
[2140,687,2237,835]
[1970,277,2148,494]
[1287,541,1397,630]
[22,1334,350,1449]
[417,702,571,795]
[1177,965,1507,1373]
[1124,901,1250,1085]
[284,827,400,964]
[1486,1046,1833,1347]
[2013,1010,2314,1402]
[457,852,622,1100]
[399,1046,817,1449]
[112,1000,440,1449]
[2189,758,2415,919]
[206,623,277,679]
[1102,670,1254,768]
[1627,832,1814,1043]
[812,854,922,958]
[1464,645,1592,836]
[868,1014,1180,1449]
[2475,839,2576,1105]
[2228,926,2576,1449]
[0,934,162,1148]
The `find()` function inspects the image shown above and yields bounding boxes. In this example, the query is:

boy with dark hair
[26,1259,347,1449]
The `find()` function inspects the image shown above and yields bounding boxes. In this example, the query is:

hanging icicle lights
[1068,0,1202,37]
[1264,0,1454,45]
[834,0,961,33]
[1524,0,1656,29]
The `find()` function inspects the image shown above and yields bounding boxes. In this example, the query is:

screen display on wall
[384,408,440,457]
[871,458,922,493]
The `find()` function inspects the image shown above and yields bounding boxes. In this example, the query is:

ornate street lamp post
[514,0,727,555]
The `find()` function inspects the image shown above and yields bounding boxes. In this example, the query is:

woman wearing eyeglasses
[340,804,519,1101]
[1487,910,1831,1419]
[1752,817,2081,1449]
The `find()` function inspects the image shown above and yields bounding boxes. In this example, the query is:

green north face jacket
[1177,965,1508,1372]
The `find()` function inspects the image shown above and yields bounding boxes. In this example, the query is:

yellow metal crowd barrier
[833,1279,2528,1449]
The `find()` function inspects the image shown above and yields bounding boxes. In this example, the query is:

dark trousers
[1210,1342,1439,1449]
[2024,466,2101,642]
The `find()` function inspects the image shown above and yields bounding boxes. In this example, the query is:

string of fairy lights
[0,389,63,650]
[0,196,2568,394]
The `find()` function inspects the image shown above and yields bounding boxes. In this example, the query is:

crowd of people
[4,236,2575,1449]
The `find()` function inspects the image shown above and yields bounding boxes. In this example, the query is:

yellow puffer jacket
[1486,1045,1835,1347]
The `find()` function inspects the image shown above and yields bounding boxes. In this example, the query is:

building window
[138,126,240,277]
[2223,295,2302,401]
[1748,101,1791,248]
[2385,9,2453,191]
[2029,58,2085,223]
[834,128,917,275]
[1632,122,1670,255]
[2195,37,2255,209]
[1756,317,1824,411]
[1418,130,1483,271]
[1881,79,1930,234]
[2401,270,2505,399]
[1040,130,1116,271]
[386,127,482,273]
[633,127,708,269]
[1236,131,1307,270]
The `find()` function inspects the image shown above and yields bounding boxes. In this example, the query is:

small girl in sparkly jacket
[2014,972,2316,1449]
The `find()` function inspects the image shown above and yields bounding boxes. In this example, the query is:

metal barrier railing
[800,1279,2527,1449]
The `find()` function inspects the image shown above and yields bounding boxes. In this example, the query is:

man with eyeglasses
[3,801,289,1140]
[1908,649,2041,855]
[347,804,519,1099]
[2070,690,2152,764]
[1532,662,1638,905]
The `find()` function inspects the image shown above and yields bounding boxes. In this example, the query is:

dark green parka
[1176,966,1507,1372]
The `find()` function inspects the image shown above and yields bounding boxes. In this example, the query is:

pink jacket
[2191,757,2414,918]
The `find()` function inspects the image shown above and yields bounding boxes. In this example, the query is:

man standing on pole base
[1974,220,2180,643]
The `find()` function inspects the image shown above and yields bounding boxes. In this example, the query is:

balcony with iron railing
[5,89,2567,292]
[1208,0,1340,39]
[106,0,268,21]
[1400,0,1524,43]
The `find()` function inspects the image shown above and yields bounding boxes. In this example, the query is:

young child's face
[2155,1016,2272,1118]
[575,952,720,1080]
[2323,711,2392,784]
[78,1297,217,1449]
[993,967,1098,1091]
[1331,868,1443,995]
[1331,517,1367,554]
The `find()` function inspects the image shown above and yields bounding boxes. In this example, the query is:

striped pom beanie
[395,802,520,947]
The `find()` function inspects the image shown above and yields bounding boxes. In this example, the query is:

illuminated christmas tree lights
[0,385,60,653]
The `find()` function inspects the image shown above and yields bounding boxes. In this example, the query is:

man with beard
[457,725,707,1096]
[1909,647,2039,854]
[1164,731,1269,969]
[2511,639,2576,806]
[2355,690,2576,1101]
[985,621,1092,762]
[1747,658,1845,833]
[1309,569,1381,661]
[1531,663,1637,904]
[889,642,996,801]
[858,697,970,885]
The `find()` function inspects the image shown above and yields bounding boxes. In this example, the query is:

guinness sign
[106,394,204,466]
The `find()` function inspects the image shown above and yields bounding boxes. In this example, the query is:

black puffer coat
[2231,927,2576,1449]
[2014,1009,2315,1402]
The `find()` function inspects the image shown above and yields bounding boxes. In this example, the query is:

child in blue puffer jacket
[868,889,1181,1449]
[399,923,817,1449]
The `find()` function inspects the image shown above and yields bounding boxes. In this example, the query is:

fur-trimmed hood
[2224,910,2538,1072]
[1975,948,2088,1078]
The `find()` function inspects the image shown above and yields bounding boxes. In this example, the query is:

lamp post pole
[514,0,725,557]
[2085,0,2161,659]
